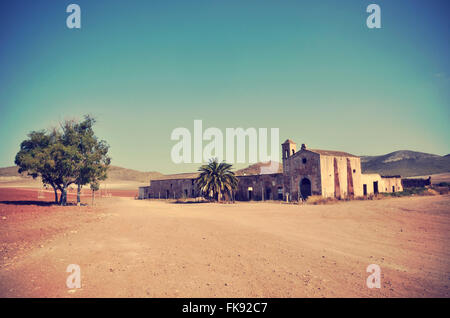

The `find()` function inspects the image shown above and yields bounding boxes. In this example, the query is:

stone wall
[143,173,285,201]
[319,155,363,198]
[138,186,150,199]
[148,178,199,199]
[235,173,284,201]
[381,176,404,193]
[361,174,403,195]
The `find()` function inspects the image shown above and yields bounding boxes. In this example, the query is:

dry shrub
[306,195,338,205]
[431,185,449,195]
[174,197,209,204]
[355,194,386,201]
[424,188,440,196]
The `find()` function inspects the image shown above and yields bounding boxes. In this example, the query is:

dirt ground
[0,187,449,298]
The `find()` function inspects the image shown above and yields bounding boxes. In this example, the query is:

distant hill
[0,166,28,177]
[235,161,282,176]
[233,151,450,178]
[106,166,163,183]
[361,151,450,177]
[0,165,163,184]
[2,149,449,185]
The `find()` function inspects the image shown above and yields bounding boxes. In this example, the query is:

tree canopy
[15,116,110,205]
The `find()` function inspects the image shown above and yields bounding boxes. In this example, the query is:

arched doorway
[300,178,311,199]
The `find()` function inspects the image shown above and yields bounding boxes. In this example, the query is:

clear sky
[0,0,449,173]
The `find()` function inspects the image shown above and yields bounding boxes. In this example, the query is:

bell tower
[282,139,297,173]
[282,139,297,159]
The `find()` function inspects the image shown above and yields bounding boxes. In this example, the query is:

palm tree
[195,158,238,202]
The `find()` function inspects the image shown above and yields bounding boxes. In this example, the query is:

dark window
[292,149,295,155]
[302,158,307,164]
[277,187,283,200]
[353,169,356,173]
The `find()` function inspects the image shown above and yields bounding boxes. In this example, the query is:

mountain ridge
[1,150,449,181]
[360,150,450,177]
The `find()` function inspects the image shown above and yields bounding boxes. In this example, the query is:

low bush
[383,187,433,197]
[431,185,449,195]
[305,195,338,205]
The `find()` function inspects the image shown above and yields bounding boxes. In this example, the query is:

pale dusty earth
[0,188,449,298]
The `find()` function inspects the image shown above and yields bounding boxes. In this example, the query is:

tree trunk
[59,186,68,206]
[77,183,81,206]
[51,185,58,204]
[63,188,67,206]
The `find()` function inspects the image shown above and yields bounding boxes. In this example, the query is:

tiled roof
[308,149,359,158]
[152,172,199,181]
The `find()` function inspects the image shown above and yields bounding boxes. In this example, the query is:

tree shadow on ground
[171,199,237,204]
[0,201,84,207]
[171,200,211,204]
[0,200,56,206]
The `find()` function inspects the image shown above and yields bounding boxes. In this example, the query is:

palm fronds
[195,158,238,201]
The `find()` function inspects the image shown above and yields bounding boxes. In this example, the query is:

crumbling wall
[148,178,198,199]
[235,173,284,201]
[402,177,431,188]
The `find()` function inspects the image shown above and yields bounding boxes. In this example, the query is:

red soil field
[0,187,137,205]
[1,187,449,297]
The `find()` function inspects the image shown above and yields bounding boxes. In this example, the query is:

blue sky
[0,0,449,173]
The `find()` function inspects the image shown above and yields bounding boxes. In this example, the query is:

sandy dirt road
[0,189,449,297]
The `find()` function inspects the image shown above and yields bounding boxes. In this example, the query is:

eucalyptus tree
[15,116,110,206]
